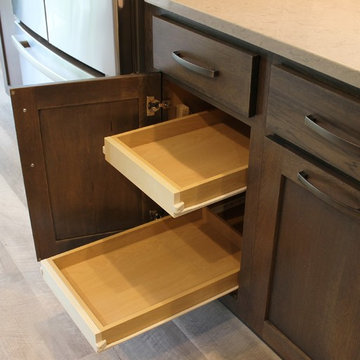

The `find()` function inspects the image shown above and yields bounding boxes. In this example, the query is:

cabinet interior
[209,194,246,235]
[40,75,251,351]
[163,80,250,232]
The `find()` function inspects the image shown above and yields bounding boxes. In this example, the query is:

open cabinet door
[11,74,161,260]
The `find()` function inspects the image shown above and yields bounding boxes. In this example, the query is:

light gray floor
[0,72,280,360]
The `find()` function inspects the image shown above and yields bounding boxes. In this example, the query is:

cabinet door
[11,74,161,260]
[253,138,360,360]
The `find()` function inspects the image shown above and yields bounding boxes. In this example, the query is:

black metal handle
[297,171,360,216]
[304,115,360,150]
[172,51,218,78]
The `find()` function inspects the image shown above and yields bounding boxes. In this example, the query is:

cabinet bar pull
[304,115,360,150]
[172,51,218,78]
[297,171,360,216]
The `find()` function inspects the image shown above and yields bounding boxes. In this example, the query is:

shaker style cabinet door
[252,138,360,360]
[11,74,161,259]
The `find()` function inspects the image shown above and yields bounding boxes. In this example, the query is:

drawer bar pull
[297,171,360,216]
[172,51,218,78]
[304,115,360,150]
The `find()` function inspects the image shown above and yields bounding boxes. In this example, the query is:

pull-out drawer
[41,208,241,352]
[152,16,259,117]
[104,110,249,217]
[266,65,360,181]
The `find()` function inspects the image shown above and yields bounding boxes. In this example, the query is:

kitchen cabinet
[10,11,259,352]
[245,64,360,360]
[10,13,259,261]
[10,4,360,358]
[251,137,360,360]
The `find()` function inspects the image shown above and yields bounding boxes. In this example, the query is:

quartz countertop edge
[145,0,360,89]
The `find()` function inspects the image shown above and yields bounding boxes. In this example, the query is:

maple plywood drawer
[152,16,259,117]
[41,208,241,352]
[267,65,360,181]
[103,110,249,217]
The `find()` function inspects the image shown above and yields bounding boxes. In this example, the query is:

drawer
[152,16,259,117]
[41,208,241,352]
[267,65,360,181]
[104,110,249,217]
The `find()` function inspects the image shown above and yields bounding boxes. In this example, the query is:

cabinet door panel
[253,138,360,360]
[40,100,140,240]
[11,74,161,259]
[268,177,360,360]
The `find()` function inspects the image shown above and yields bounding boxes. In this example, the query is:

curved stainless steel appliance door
[44,0,119,76]
[11,0,48,39]
[12,23,97,85]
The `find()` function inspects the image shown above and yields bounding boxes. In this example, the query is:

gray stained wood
[0,71,280,360]
[10,73,162,260]
[254,138,360,360]
[152,16,259,118]
[266,65,360,182]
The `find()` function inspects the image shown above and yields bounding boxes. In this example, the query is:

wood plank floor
[0,72,281,360]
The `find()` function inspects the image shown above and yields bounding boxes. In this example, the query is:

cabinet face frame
[252,137,360,360]
[10,74,161,260]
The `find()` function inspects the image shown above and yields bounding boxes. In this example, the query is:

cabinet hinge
[147,96,170,116]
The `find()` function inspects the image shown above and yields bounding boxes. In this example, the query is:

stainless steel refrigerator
[10,0,138,85]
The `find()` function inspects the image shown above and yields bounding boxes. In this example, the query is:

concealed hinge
[147,96,170,116]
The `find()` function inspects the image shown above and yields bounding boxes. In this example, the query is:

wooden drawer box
[266,65,360,181]
[104,110,249,217]
[152,16,259,117]
[41,208,241,352]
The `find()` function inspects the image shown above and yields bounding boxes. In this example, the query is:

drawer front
[41,208,241,352]
[267,65,360,181]
[152,16,259,117]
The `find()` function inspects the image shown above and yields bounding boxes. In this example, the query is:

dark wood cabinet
[10,11,259,262]
[251,137,360,360]
[11,73,161,259]
[10,11,256,349]
[9,6,360,357]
